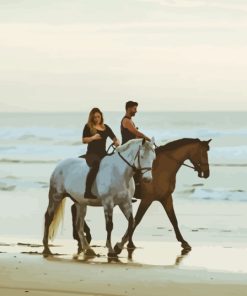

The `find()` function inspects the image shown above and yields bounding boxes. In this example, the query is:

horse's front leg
[114,201,133,255]
[127,198,153,249]
[84,221,92,245]
[160,195,191,250]
[104,203,117,258]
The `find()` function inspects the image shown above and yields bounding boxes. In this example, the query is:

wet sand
[1,253,247,296]
[1,239,247,296]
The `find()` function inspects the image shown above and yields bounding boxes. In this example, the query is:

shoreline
[1,238,247,272]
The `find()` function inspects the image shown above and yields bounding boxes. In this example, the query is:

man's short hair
[125,101,138,110]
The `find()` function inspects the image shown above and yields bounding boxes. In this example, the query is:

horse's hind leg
[73,203,96,256]
[160,195,191,250]
[71,204,92,244]
[71,203,79,242]
[42,188,63,255]
[84,221,92,244]
[114,201,133,255]
[104,203,117,258]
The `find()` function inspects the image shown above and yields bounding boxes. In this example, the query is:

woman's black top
[120,116,136,144]
[83,124,116,158]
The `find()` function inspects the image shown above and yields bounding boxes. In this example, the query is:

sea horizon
[1,110,247,114]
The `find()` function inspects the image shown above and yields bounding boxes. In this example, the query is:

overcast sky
[0,0,247,112]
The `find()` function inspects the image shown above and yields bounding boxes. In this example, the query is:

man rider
[120,101,150,199]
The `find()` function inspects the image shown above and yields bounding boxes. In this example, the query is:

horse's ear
[207,139,212,144]
[151,136,155,145]
[142,138,146,145]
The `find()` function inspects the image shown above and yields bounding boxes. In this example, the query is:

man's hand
[114,139,120,147]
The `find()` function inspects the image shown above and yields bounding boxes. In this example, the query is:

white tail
[48,198,66,241]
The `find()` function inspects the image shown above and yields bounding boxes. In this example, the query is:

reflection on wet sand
[0,240,192,271]
[1,240,247,273]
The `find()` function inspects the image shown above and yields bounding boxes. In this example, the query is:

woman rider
[82,107,120,199]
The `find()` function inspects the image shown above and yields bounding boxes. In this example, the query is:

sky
[0,0,247,112]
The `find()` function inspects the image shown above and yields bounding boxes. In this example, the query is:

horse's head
[134,137,156,183]
[189,139,211,178]
[117,138,156,182]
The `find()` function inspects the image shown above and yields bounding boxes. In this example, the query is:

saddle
[78,152,141,200]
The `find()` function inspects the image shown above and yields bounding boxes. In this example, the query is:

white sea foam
[188,188,247,202]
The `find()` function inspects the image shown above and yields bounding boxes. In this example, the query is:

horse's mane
[155,138,200,154]
[116,139,142,153]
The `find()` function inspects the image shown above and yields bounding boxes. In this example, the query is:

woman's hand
[92,133,102,141]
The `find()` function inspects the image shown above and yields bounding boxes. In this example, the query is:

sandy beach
[1,222,247,296]
[1,247,247,296]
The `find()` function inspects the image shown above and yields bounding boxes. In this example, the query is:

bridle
[165,153,197,171]
[118,145,153,175]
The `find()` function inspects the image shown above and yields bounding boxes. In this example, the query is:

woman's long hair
[87,107,105,134]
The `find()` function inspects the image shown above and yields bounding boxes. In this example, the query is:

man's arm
[122,118,150,141]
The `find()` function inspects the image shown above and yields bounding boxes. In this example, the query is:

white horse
[42,138,156,257]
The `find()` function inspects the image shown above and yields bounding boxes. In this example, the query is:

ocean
[1,111,246,191]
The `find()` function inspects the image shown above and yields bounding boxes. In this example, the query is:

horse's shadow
[126,247,191,267]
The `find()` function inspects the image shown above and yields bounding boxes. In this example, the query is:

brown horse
[112,138,211,254]
[72,138,211,254]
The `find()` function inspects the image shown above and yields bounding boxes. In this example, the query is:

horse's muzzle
[142,176,152,183]
[198,170,210,178]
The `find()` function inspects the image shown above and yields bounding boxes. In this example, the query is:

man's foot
[133,185,142,199]
[84,191,98,199]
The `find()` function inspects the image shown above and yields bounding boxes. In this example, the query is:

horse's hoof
[86,236,92,245]
[42,248,53,256]
[107,252,118,258]
[84,248,96,257]
[127,248,135,259]
[181,248,191,256]
[181,242,192,251]
[77,247,84,255]
[114,244,122,255]
[127,242,136,249]
[108,256,120,263]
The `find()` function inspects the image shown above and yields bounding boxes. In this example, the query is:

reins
[106,143,116,155]
[154,142,196,171]
[118,145,152,174]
